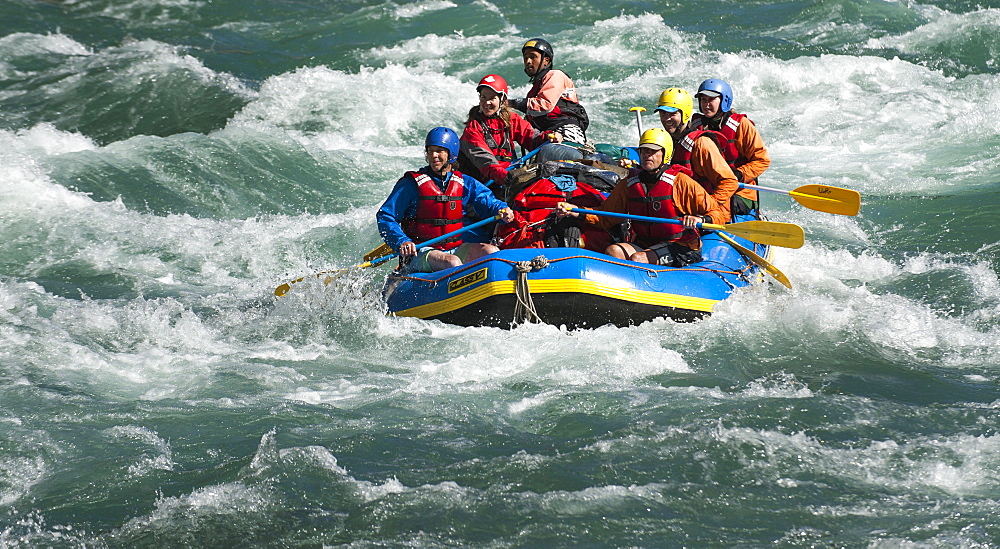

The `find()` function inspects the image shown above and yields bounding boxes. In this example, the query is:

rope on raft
[512,255,549,326]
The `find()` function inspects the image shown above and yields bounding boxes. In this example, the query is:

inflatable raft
[382,215,770,329]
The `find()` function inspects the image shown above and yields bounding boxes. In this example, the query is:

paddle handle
[630,106,646,136]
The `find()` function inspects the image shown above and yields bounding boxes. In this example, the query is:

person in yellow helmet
[656,87,740,221]
[555,128,726,266]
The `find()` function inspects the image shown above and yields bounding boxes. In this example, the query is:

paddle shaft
[370,214,503,267]
[570,207,713,232]
[568,207,804,249]
[715,232,792,289]
[275,214,503,296]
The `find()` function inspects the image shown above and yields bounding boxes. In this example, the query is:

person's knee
[629,251,652,264]
[427,251,461,271]
[466,243,498,262]
[605,244,628,259]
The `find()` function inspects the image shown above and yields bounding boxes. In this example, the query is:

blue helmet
[696,78,733,113]
[425,127,460,163]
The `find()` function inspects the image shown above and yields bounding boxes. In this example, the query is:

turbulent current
[1,0,999,546]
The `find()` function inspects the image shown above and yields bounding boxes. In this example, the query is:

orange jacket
[692,113,770,202]
[679,134,739,220]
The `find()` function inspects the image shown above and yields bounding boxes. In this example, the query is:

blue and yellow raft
[382,216,769,329]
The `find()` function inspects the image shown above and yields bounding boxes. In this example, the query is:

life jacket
[497,178,605,249]
[475,118,516,162]
[625,166,698,245]
[526,68,590,134]
[401,171,465,250]
[690,112,754,179]
[670,128,730,192]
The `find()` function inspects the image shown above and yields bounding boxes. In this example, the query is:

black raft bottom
[417,292,708,330]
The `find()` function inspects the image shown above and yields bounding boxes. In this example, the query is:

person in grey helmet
[507,38,590,145]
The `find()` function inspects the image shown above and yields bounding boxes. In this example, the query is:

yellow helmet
[656,87,693,125]
[638,128,673,160]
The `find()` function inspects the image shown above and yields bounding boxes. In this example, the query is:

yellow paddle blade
[274,281,294,297]
[790,184,861,216]
[702,220,805,249]
[363,243,393,262]
[717,232,792,289]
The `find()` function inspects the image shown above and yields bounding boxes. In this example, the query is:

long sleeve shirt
[580,168,727,250]
[693,113,771,202]
[376,167,508,252]
[731,116,770,201]
[460,112,546,184]
[687,135,740,220]
[525,68,580,119]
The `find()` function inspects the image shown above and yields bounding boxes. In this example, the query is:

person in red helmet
[508,38,590,144]
[459,73,561,187]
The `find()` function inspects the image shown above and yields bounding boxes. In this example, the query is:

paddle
[629,106,645,135]
[740,183,861,216]
[274,214,503,297]
[566,207,805,249]
[277,144,543,299]
[363,243,393,262]
[715,232,792,289]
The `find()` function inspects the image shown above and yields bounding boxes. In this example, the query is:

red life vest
[401,171,465,250]
[672,129,728,170]
[625,166,696,245]
[690,112,754,177]
[497,179,605,249]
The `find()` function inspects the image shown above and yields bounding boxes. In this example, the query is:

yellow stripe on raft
[391,278,720,319]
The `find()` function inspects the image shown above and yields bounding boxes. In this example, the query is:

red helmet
[476,74,508,98]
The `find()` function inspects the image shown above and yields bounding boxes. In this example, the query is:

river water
[2,0,999,546]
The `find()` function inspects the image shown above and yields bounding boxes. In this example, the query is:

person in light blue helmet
[691,78,770,215]
[377,127,514,272]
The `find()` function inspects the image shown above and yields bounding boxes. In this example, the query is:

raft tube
[382,216,770,329]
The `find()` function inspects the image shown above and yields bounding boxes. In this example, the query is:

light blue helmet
[696,78,733,113]
[425,127,460,163]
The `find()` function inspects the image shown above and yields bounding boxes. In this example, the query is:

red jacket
[460,111,545,183]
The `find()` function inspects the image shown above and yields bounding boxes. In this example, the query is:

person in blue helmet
[691,78,770,215]
[377,127,514,272]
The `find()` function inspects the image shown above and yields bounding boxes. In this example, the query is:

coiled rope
[512,255,549,326]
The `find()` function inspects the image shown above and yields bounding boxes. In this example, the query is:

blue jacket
[376,167,507,252]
